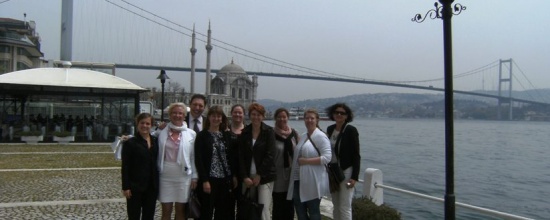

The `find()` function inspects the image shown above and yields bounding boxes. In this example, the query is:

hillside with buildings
[260,90,550,121]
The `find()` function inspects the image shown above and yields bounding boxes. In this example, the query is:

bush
[19,131,42,136]
[52,131,72,137]
[352,196,401,220]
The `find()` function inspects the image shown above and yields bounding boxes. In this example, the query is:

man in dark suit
[186,94,207,133]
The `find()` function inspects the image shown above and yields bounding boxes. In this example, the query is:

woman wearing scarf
[155,102,197,220]
[272,108,298,220]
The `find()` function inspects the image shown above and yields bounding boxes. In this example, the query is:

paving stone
[0,150,333,219]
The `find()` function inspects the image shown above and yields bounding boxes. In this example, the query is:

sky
[2,0,550,102]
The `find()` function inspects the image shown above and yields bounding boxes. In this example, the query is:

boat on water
[289,107,329,120]
[288,107,303,120]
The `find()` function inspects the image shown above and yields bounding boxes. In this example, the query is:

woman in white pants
[326,103,361,220]
[238,103,277,220]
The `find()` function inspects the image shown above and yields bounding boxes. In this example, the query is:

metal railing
[361,168,534,220]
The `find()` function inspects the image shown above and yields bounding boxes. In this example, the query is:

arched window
[239,88,243,99]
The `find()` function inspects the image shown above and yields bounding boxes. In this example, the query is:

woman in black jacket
[121,113,159,220]
[195,105,237,220]
[326,103,361,220]
[238,103,276,220]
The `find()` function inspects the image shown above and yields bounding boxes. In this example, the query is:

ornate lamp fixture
[157,69,170,121]
[412,1,466,220]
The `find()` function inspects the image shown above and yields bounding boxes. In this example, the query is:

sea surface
[281,118,550,219]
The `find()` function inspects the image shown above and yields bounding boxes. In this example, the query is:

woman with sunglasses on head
[325,103,361,220]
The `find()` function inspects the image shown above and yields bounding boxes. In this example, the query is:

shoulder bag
[308,135,344,193]
[186,189,201,218]
[237,188,263,220]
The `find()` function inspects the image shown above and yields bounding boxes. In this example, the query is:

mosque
[190,23,258,115]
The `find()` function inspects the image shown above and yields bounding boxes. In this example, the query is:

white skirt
[159,162,192,203]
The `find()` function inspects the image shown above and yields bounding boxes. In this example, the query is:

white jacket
[287,128,331,202]
[157,125,197,179]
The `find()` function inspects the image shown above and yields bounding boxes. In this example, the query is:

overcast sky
[2,0,550,102]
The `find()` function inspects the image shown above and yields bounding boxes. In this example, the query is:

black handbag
[327,163,345,193]
[308,135,345,193]
[186,189,201,218]
[328,163,345,182]
[237,188,264,220]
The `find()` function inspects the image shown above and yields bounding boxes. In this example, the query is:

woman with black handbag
[326,103,361,220]
[238,103,277,220]
[194,106,237,220]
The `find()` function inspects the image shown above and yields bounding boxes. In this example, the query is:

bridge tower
[497,59,513,120]
[60,0,73,61]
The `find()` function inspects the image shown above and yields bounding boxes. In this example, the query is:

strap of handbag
[334,123,348,167]
[307,134,320,156]
[308,135,332,174]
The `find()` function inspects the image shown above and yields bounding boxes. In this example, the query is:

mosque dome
[219,60,246,74]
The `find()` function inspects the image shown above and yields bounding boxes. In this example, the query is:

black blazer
[194,130,237,182]
[238,122,277,184]
[121,135,159,192]
[327,123,361,181]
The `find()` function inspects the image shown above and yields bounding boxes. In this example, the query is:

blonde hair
[304,108,320,128]
[167,102,187,116]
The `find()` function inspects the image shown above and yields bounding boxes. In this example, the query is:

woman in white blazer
[287,109,331,220]
[156,102,197,220]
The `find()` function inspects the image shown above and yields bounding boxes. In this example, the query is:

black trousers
[126,185,157,220]
[198,178,233,220]
[272,191,295,220]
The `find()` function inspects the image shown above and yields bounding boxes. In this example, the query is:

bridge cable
[109,0,363,80]
[512,60,550,103]
[388,60,499,84]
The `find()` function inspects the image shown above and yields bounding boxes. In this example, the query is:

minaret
[252,74,258,102]
[205,21,213,95]
[190,24,197,94]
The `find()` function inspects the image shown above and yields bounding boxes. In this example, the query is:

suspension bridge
[29,1,550,117]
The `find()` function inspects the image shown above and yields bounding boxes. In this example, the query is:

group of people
[121,94,361,220]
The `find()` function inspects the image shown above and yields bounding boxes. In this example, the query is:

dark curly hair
[326,103,354,122]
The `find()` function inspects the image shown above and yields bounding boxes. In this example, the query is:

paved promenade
[0,147,333,219]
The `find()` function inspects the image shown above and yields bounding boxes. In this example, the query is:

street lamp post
[157,69,170,122]
[412,1,466,220]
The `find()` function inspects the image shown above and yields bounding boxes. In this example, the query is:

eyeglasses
[333,111,347,116]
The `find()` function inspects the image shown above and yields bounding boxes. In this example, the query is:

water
[280,118,550,219]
